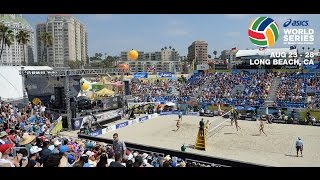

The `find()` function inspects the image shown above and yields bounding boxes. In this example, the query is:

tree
[0,23,14,60]
[40,32,52,64]
[68,60,83,69]
[208,55,211,59]
[164,46,167,50]
[16,30,30,66]
[213,51,217,58]
[169,46,172,49]
[302,47,305,52]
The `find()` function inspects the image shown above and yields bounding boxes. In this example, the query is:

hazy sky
[24,14,320,57]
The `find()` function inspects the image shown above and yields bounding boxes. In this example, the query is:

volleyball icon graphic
[248,17,279,48]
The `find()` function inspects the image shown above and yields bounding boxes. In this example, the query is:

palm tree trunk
[0,37,5,60]
[23,44,26,65]
[41,46,45,65]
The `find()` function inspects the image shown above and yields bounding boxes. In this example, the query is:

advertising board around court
[160,110,182,115]
[187,112,200,116]
[116,121,129,129]
[134,72,148,79]
[138,115,150,122]
[200,112,214,117]
[90,129,102,136]
[157,72,172,78]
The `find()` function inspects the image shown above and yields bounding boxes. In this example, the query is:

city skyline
[24,14,320,57]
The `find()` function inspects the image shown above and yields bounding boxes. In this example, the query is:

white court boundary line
[208,110,231,133]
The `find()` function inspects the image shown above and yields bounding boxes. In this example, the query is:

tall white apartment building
[0,14,35,66]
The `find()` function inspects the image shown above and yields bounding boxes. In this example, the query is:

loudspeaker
[54,87,66,108]
[62,116,68,129]
[124,80,130,95]
[71,102,77,118]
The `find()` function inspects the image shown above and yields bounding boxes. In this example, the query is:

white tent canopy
[0,66,52,101]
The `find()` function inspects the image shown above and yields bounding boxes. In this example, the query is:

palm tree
[172,48,175,51]
[307,47,310,52]
[40,32,52,65]
[302,47,305,53]
[213,50,217,58]
[161,48,164,51]
[208,54,211,59]
[169,46,172,49]
[16,30,30,66]
[0,23,14,60]
[164,46,167,50]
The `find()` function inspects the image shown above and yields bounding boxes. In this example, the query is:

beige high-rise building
[36,23,46,64]
[37,15,88,67]
[0,14,35,66]
[187,40,208,64]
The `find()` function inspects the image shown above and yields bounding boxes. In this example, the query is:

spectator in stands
[40,141,52,164]
[0,144,20,167]
[96,153,108,167]
[52,140,62,154]
[0,131,8,145]
[43,154,62,167]
[109,153,125,167]
[26,146,42,167]
[112,133,126,157]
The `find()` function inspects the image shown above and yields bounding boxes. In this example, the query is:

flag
[49,116,63,135]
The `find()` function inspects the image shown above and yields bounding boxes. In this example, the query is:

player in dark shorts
[199,118,205,137]
[175,119,181,131]
[295,137,303,157]
[178,111,182,121]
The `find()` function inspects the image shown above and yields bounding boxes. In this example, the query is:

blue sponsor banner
[139,116,149,122]
[134,72,148,79]
[187,112,199,116]
[160,110,181,115]
[158,72,172,78]
[160,111,173,115]
[90,129,102,136]
[116,121,129,129]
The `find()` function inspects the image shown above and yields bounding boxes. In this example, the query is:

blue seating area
[276,74,310,108]
[198,98,264,106]
[276,100,306,108]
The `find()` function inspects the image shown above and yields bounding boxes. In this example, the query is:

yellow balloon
[128,50,138,61]
[81,82,89,91]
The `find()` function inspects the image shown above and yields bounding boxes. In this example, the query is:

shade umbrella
[246,106,256,111]
[235,106,245,110]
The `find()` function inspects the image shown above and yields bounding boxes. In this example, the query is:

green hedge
[300,109,320,121]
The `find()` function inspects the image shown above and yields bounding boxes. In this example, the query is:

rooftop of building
[0,14,32,29]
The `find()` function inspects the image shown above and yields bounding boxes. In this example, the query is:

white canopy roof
[0,66,52,101]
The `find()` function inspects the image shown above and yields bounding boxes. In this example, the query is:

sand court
[99,114,320,167]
